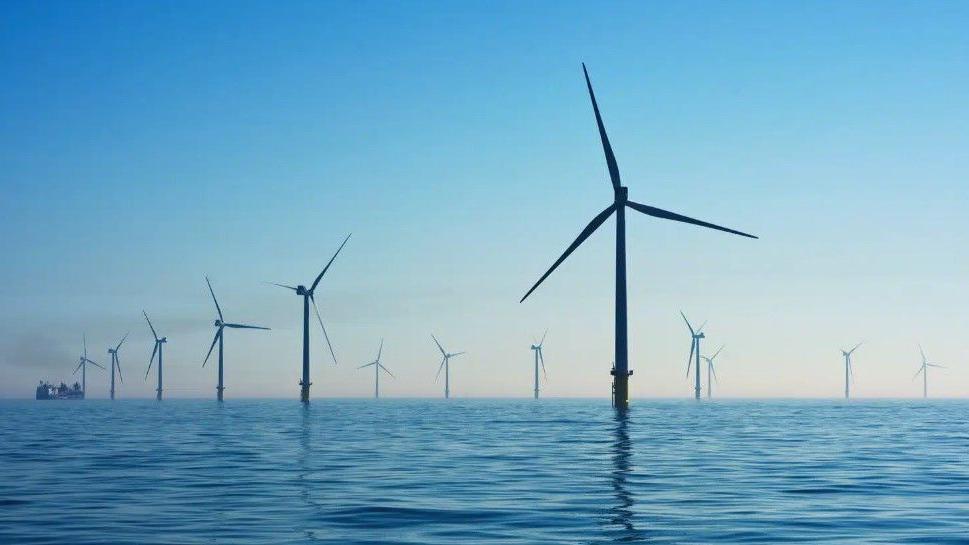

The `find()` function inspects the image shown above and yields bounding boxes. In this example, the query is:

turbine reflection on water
[609,410,647,542]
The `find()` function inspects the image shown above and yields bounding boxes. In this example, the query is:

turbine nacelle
[614,185,628,203]
[158,337,168,343]
[296,285,309,296]
[214,320,224,327]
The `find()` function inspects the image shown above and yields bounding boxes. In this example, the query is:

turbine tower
[357,339,393,398]
[681,312,707,400]
[73,334,104,399]
[107,333,127,400]
[520,64,757,410]
[203,276,270,401]
[269,233,350,403]
[530,331,548,399]
[143,311,167,401]
[840,342,862,399]
[432,334,464,399]
[914,345,945,399]
[701,345,724,399]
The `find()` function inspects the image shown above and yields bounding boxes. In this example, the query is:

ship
[36,381,84,400]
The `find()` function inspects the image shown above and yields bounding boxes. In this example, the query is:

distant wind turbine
[432,334,464,399]
[269,233,350,402]
[530,331,548,399]
[914,344,945,399]
[73,334,104,399]
[203,276,270,401]
[520,64,757,410]
[358,339,393,399]
[701,345,724,399]
[107,333,128,400]
[681,312,707,400]
[143,311,167,401]
[840,343,862,399]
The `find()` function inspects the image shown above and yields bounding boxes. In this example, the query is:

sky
[1,0,967,399]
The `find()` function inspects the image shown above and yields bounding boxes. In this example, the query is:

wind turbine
[914,345,945,399]
[358,339,393,398]
[203,276,270,401]
[701,345,724,399]
[107,333,128,400]
[519,64,757,410]
[73,334,104,399]
[681,312,707,400]
[143,311,167,401]
[269,233,350,403]
[530,331,548,399]
[432,334,464,399]
[840,342,862,399]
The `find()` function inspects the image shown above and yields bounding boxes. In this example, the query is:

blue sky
[1,1,967,398]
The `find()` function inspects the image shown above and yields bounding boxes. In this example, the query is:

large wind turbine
[701,345,724,399]
[681,312,707,400]
[203,276,270,401]
[530,331,548,399]
[269,233,350,403]
[840,343,862,399]
[358,339,393,398]
[432,334,464,399]
[143,311,167,401]
[520,64,757,409]
[107,333,127,400]
[73,334,104,399]
[914,345,945,399]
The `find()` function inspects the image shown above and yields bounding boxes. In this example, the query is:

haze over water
[2,399,967,544]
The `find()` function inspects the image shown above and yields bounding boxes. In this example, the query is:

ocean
[1,399,967,544]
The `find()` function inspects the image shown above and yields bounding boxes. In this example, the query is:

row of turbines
[62,63,950,406]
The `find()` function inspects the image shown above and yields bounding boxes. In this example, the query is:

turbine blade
[849,342,862,355]
[267,282,298,292]
[146,342,158,378]
[686,339,695,378]
[224,323,270,330]
[520,203,617,303]
[431,334,446,356]
[710,362,719,384]
[357,361,377,369]
[918,344,926,362]
[927,363,946,368]
[143,310,158,341]
[73,360,83,374]
[581,63,621,190]
[379,363,395,378]
[83,333,87,359]
[913,366,924,379]
[680,311,695,335]
[434,356,446,382]
[626,200,757,239]
[86,358,105,370]
[711,345,725,360]
[311,295,337,365]
[450,351,466,358]
[696,320,707,335]
[205,276,224,321]
[203,329,222,367]
[116,356,123,383]
[115,333,128,351]
[376,338,384,363]
[539,349,547,380]
[310,233,351,293]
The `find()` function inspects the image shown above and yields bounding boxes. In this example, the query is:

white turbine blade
[679,311,695,335]
[311,295,337,365]
[431,334,446,356]
[85,358,105,370]
[357,361,377,369]
[434,356,446,381]
[685,339,695,378]
[203,328,222,367]
[376,338,384,363]
[450,351,466,358]
[918,344,926,363]
[710,362,719,384]
[224,323,270,330]
[711,344,725,360]
[539,349,547,380]
[696,320,708,335]
[379,363,395,378]
[913,366,924,379]
[539,329,548,347]
[927,363,946,368]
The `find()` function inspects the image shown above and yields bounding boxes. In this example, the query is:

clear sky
[1,1,967,399]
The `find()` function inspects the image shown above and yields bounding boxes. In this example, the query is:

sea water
[1,399,967,544]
